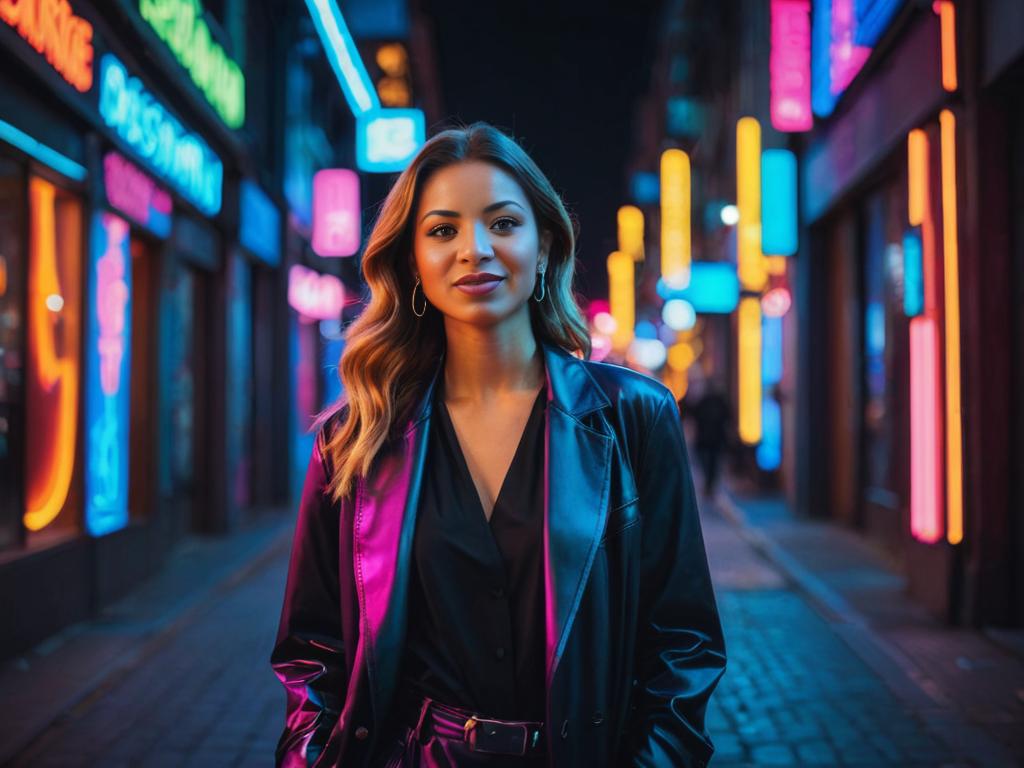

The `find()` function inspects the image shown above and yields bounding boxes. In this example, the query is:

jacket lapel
[352,342,614,720]
[540,343,613,686]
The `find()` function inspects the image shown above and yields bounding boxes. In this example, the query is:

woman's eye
[492,217,519,232]
[428,224,456,237]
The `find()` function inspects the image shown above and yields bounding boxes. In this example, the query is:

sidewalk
[0,509,294,766]
[713,481,1024,765]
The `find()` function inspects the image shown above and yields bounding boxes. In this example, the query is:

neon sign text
[312,169,360,257]
[85,212,132,537]
[104,151,172,237]
[139,0,245,128]
[770,0,812,132]
[99,53,222,215]
[0,0,93,92]
[288,265,344,320]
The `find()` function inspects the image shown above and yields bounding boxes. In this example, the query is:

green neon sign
[139,0,245,129]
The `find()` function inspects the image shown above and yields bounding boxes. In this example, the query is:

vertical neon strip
[757,396,782,470]
[738,297,762,444]
[761,149,799,255]
[907,129,927,227]
[939,1,957,92]
[24,178,80,532]
[607,250,635,352]
[909,317,943,543]
[85,212,132,537]
[770,0,813,132]
[660,149,691,288]
[940,109,963,545]
[903,230,924,317]
[617,205,645,262]
[737,118,767,291]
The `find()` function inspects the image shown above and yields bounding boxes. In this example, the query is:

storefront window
[0,158,25,551]
[159,257,195,500]
[862,181,909,513]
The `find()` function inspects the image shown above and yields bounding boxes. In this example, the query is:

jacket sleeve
[625,391,727,768]
[270,431,348,767]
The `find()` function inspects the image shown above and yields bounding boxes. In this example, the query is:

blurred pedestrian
[683,381,732,499]
[270,122,725,767]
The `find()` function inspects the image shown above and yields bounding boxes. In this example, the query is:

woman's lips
[454,278,503,295]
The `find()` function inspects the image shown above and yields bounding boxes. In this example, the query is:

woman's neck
[442,317,545,404]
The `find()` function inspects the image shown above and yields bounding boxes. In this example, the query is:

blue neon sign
[761,149,798,256]
[356,109,425,173]
[757,396,782,471]
[99,54,223,216]
[762,314,784,386]
[240,179,281,266]
[85,212,132,537]
[903,230,923,317]
[656,262,739,314]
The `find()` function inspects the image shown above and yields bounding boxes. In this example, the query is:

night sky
[421,0,665,300]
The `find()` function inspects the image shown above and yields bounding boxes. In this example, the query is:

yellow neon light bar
[940,1,957,92]
[940,109,963,545]
[908,129,927,227]
[617,205,645,262]
[607,250,635,352]
[660,149,691,288]
[738,296,762,444]
[737,118,767,292]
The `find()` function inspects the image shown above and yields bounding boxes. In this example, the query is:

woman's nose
[458,221,494,261]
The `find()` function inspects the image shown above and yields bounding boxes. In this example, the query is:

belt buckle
[464,716,530,756]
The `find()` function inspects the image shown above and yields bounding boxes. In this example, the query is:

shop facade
[0,0,291,658]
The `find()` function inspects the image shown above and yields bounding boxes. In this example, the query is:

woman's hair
[320,121,590,501]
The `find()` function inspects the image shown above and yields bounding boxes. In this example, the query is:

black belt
[411,696,546,756]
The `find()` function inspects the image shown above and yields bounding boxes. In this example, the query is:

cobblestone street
[1,491,1020,767]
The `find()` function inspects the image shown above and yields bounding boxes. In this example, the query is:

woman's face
[412,160,550,329]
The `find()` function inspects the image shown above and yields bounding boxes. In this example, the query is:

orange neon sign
[0,0,94,92]
[24,177,81,532]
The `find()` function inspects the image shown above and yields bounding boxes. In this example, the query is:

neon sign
[737,117,767,292]
[139,0,245,128]
[356,109,425,173]
[99,53,223,216]
[240,179,281,265]
[103,151,172,238]
[1,0,93,92]
[24,177,81,532]
[770,0,812,132]
[304,0,378,114]
[85,212,132,537]
[660,149,691,288]
[656,262,740,314]
[761,149,798,256]
[288,265,344,321]
[312,169,361,257]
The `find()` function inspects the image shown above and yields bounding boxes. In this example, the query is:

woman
[270,122,726,768]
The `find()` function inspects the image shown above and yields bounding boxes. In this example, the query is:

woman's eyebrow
[420,200,525,222]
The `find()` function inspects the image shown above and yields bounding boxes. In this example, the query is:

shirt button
[495,647,506,660]
[355,726,369,740]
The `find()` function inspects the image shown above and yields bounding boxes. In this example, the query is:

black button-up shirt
[397,380,548,722]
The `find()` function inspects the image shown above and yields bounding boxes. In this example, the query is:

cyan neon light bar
[761,149,798,256]
[757,396,782,471]
[762,314,784,385]
[304,0,379,115]
[0,118,86,181]
[356,108,425,172]
[903,230,923,317]
[656,262,739,314]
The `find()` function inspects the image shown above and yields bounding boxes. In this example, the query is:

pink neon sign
[829,0,871,95]
[909,316,943,543]
[312,169,360,257]
[97,214,129,395]
[288,265,344,320]
[103,152,172,234]
[770,0,812,132]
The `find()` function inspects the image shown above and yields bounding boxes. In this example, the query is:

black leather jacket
[270,341,726,767]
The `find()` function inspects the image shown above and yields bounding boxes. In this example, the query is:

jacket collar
[353,338,614,729]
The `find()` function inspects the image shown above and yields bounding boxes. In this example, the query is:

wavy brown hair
[321,121,590,501]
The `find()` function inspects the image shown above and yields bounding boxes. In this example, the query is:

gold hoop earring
[412,278,427,317]
[532,271,546,302]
